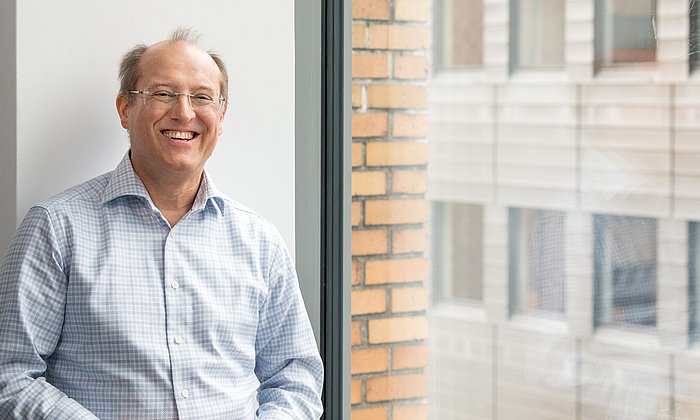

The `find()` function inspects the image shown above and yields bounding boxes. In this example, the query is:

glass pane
[350,0,699,418]
[691,0,700,65]
[510,0,565,68]
[435,202,483,302]
[690,222,700,343]
[594,0,657,65]
[434,0,483,69]
[509,208,566,316]
[594,215,657,328]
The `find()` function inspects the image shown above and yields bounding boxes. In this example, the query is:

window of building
[508,208,566,317]
[690,0,700,67]
[594,0,657,67]
[433,202,483,302]
[434,0,484,70]
[594,214,657,329]
[690,222,700,343]
[509,0,565,70]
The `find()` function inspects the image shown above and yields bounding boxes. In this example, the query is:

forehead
[138,41,221,89]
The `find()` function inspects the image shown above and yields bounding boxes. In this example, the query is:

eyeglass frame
[127,88,226,114]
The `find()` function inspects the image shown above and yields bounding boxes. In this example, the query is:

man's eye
[153,91,175,98]
[194,94,213,102]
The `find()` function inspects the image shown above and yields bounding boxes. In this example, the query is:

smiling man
[0,29,323,419]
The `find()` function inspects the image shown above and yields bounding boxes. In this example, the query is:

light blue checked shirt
[0,154,323,419]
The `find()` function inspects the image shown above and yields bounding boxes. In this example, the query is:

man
[0,29,323,419]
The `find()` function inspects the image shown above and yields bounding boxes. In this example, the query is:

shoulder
[222,198,281,236]
[213,197,288,256]
[37,171,113,213]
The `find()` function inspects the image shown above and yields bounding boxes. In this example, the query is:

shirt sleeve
[0,207,98,419]
[254,234,324,420]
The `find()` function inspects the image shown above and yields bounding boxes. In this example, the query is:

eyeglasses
[128,88,226,114]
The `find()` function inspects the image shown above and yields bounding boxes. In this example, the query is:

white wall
[5,0,295,255]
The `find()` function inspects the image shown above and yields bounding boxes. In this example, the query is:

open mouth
[161,130,199,142]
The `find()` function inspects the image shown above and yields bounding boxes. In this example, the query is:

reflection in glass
[594,214,657,328]
[594,0,657,66]
[509,0,565,69]
[690,222,700,343]
[433,202,483,302]
[691,0,700,65]
[434,0,483,70]
[509,208,566,317]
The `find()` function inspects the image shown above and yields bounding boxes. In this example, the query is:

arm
[0,207,98,419]
[254,237,324,420]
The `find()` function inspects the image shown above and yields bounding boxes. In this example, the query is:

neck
[135,167,203,227]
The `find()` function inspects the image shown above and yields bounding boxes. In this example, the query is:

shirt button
[171,281,180,290]
[174,336,183,345]
[170,231,175,238]
[181,389,189,399]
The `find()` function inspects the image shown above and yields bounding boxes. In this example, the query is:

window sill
[431,69,488,85]
[593,65,659,84]
[508,69,568,84]
[593,326,660,350]
[509,313,569,335]
[430,300,488,323]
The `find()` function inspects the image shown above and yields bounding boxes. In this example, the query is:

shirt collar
[101,152,227,216]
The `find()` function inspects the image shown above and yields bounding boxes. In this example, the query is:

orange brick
[366,84,427,109]
[369,25,429,50]
[366,373,427,402]
[352,406,388,420]
[395,0,429,22]
[352,320,363,345]
[391,287,427,313]
[352,0,390,20]
[393,55,428,80]
[392,228,427,254]
[352,259,361,285]
[351,378,362,404]
[352,347,389,374]
[353,53,389,79]
[352,142,364,167]
[392,345,428,370]
[365,199,427,225]
[365,258,427,285]
[353,112,388,138]
[352,201,362,227]
[353,24,367,49]
[392,170,427,194]
[352,171,386,197]
[368,316,428,344]
[393,404,428,420]
[393,113,428,137]
[352,288,387,315]
[353,83,363,108]
[352,228,388,256]
[366,142,428,166]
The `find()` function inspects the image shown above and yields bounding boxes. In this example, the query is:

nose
[170,93,196,121]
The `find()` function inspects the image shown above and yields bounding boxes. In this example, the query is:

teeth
[163,130,195,140]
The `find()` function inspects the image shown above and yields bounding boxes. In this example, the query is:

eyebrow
[148,83,218,93]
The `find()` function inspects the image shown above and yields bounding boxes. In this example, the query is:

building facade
[429,0,700,418]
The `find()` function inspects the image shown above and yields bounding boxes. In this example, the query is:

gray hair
[118,27,229,104]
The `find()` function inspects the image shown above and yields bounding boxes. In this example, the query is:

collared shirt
[0,154,324,419]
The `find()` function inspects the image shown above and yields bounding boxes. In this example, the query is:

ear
[116,94,130,129]
[217,101,228,136]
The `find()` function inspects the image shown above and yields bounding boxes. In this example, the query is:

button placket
[163,227,192,408]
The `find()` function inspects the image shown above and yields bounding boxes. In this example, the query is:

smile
[161,130,199,141]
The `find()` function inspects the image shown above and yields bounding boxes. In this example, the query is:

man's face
[116,41,226,182]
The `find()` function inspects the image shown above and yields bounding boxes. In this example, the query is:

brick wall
[351,0,430,418]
